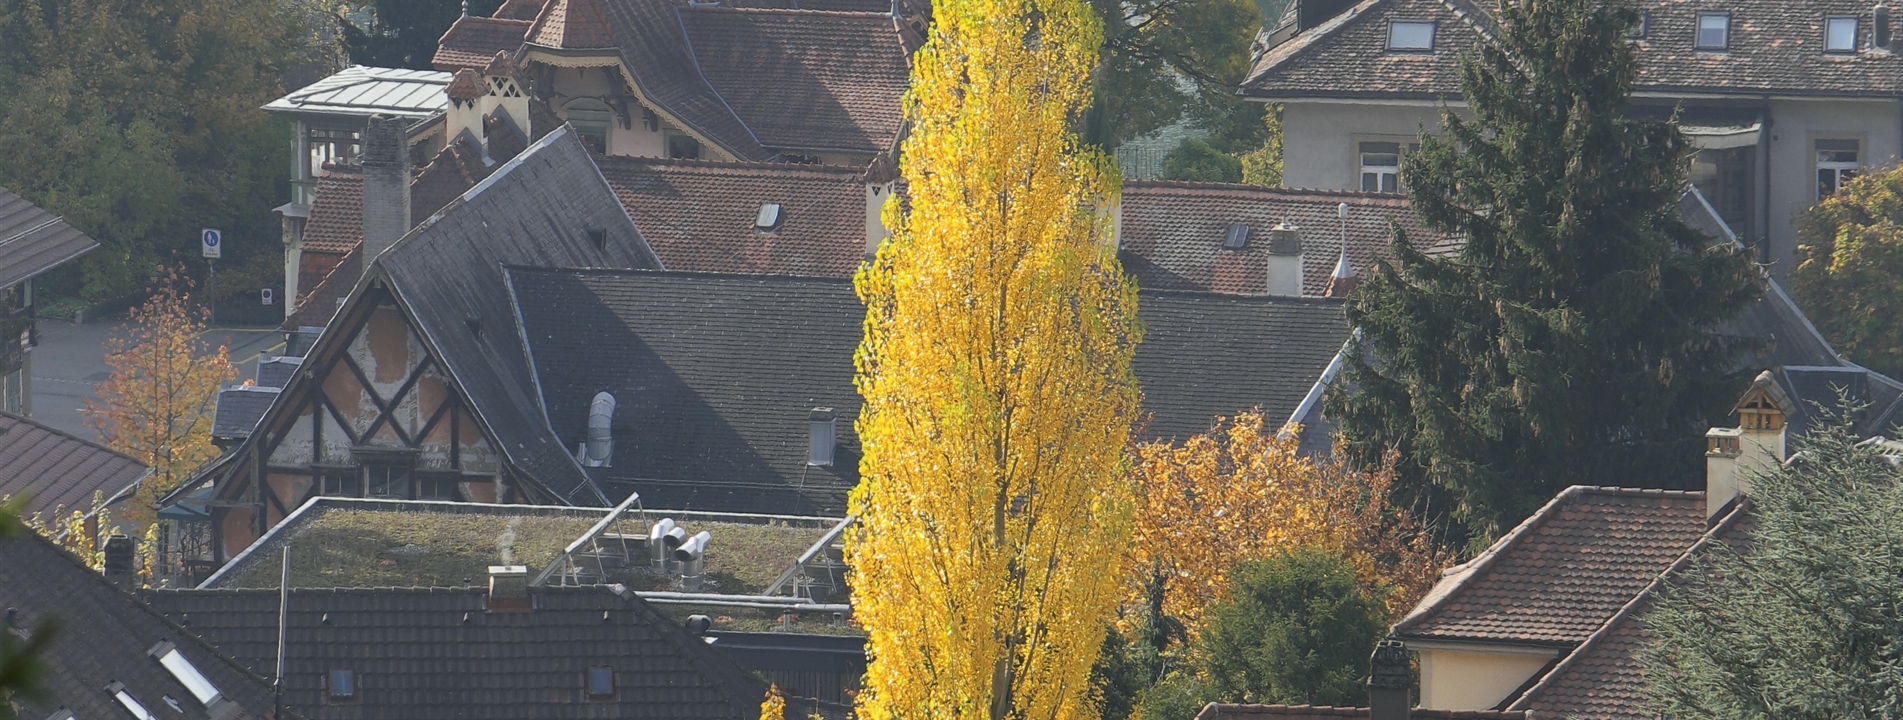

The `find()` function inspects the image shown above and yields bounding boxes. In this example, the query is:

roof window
[106,683,156,720]
[1826,16,1859,52]
[809,408,837,467]
[587,228,606,251]
[1625,11,1648,39]
[1696,13,1730,50]
[148,643,223,708]
[1387,21,1435,51]
[1222,223,1250,250]
[755,203,783,232]
[587,666,616,698]
[326,670,356,702]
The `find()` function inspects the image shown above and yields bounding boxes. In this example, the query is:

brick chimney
[1265,222,1303,296]
[1705,370,1791,519]
[360,115,412,263]
[1367,639,1411,720]
[103,534,137,590]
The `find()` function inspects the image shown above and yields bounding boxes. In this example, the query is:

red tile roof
[0,411,149,520]
[301,164,366,255]
[597,156,872,277]
[1393,487,1711,646]
[432,16,532,72]
[495,0,548,20]
[1195,704,1525,720]
[1118,181,1438,296]
[527,0,618,48]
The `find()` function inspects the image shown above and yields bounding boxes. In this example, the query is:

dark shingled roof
[1393,487,1710,646]
[677,7,909,154]
[1245,0,1903,99]
[0,532,282,720]
[433,16,534,72]
[1118,182,1437,297]
[143,585,771,720]
[0,411,149,520]
[1195,704,1524,720]
[255,356,303,389]
[597,156,873,277]
[0,185,99,290]
[211,386,282,442]
[506,269,1351,514]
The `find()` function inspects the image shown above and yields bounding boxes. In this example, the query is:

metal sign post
[202,229,221,326]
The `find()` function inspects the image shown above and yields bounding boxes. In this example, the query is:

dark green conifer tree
[1324,0,1762,540]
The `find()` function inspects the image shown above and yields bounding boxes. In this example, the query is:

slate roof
[263,65,451,118]
[506,268,1351,514]
[256,356,304,389]
[1118,182,1437,297]
[1195,704,1525,720]
[211,386,282,442]
[0,411,150,520]
[1393,487,1710,646]
[1506,501,1755,720]
[434,16,536,71]
[142,584,772,720]
[0,185,99,290]
[0,532,283,720]
[597,156,873,277]
[676,7,909,154]
[1245,0,1903,99]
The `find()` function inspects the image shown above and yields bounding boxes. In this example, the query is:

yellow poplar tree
[84,265,235,528]
[845,0,1140,712]
[1131,413,1454,632]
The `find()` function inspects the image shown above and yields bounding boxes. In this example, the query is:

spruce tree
[1324,0,1762,540]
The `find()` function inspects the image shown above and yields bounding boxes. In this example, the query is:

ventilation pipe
[649,518,678,568]
[579,392,616,467]
[674,531,712,591]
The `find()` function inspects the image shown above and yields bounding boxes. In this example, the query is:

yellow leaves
[846,0,1134,714]
[759,684,786,720]
[1130,413,1454,633]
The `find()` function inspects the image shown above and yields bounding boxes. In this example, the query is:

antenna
[274,546,289,718]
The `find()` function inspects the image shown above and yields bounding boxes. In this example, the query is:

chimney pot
[1367,639,1411,720]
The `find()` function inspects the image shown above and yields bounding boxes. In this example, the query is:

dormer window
[1387,21,1436,51]
[1826,16,1860,53]
[1625,11,1648,39]
[1696,13,1730,50]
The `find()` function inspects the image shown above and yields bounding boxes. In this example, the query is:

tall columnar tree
[1325,0,1763,540]
[1788,164,1903,379]
[1639,410,1903,718]
[845,0,1143,711]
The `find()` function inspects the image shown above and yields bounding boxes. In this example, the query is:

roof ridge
[503,264,860,284]
[1122,179,1412,202]
[1506,496,1753,712]
[683,5,894,16]
[1244,0,1394,90]
[1393,485,1591,636]
[597,154,871,177]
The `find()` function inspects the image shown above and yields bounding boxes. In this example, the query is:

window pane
[1697,15,1728,48]
[1362,153,1400,168]
[1359,141,1401,155]
[329,670,354,697]
[1820,169,1838,198]
[588,666,614,695]
[1388,21,1434,50]
[1381,174,1398,193]
[1827,17,1858,51]
[1362,173,1381,192]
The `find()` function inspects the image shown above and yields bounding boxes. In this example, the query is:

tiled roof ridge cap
[0,411,149,470]
[1122,180,1411,203]
[1200,703,1525,718]
[1575,485,1705,498]
[1393,485,1593,636]
[317,162,363,176]
[1134,287,1350,305]
[465,14,534,25]
[505,264,860,285]
[680,5,893,17]
[1506,496,1753,713]
[598,154,872,178]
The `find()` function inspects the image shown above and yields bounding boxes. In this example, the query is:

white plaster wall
[1417,648,1555,710]
[1764,98,1902,273]
[1281,101,1450,190]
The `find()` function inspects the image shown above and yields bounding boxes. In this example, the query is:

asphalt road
[28,320,285,442]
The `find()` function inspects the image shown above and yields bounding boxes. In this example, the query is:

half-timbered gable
[173,126,662,569]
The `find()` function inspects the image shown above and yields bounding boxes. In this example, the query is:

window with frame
[1826,16,1859,52]
[1358,141,1415,193]
[1626,11,1648,39]
[587,666,615,698]
[415,475,460,501]
[563,98,613,154]
[1817,139,1861,198]
[2,370,20,414]
[316,471,360,497]
[364,463,412,499]
[307,128,359,170]
[666,133,702,160]
[326,670,356,702]
[1696,13,1730,50]
[1387,21,1435,51]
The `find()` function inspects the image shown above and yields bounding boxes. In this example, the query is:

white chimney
[360,115,412,263]
[1706,370,1791,519]
[487,565,530,612]
[1265,222,1303,296]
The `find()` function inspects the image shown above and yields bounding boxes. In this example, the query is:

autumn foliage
[84,265,234,527]
[1131,413,1453,632]
[1790,163,1903,378]
[844,0,1138,712]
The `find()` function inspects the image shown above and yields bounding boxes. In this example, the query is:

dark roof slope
[0,185,99,290]
[0,532,281,720]
[1133,293,1348,440]
[0,411,150,519]
[1196,704,1524,720]
[677,7,908,153]
[1393,487,1709,646]
[433,16,533,71]
[1245,0,1903,99]
[508,269,865,515]
[597,156,872,276]
[596,0,772,161]
[1119,182,1436,296]
[211,386,282,442]
[143,585,769,720]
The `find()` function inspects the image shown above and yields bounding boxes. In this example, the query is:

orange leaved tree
[84,265,234,528]
[1131,412,1453,633]
[845,0,1139,711]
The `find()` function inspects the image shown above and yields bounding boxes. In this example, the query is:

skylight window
[106,683,157,720]
[809,408,837,467]
[1223,223,1250,250]
[1625,11,1648,39]
[1696,13,1730,50]
[327,670,356,701]
[587,666,615,697]
[1827,16,1859,52]
[148,643,222,708]
[1387,21,1435,51]
[755,203,783,232]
